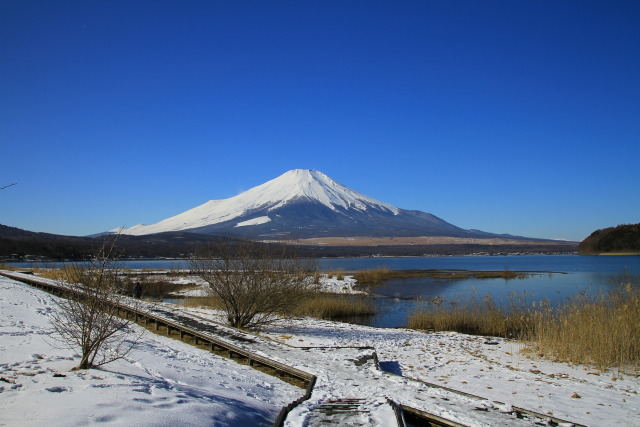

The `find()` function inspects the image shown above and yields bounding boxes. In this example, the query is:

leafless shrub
[190,238,316,329]
[49,241,142,369]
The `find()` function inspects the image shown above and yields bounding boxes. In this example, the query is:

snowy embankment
[2,272,639,426]
[0,276,301,426]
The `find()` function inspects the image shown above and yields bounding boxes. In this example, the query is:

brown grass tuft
[293,292,376,320]
[33,265,76,281]
[0,263,24,271]
[182,295,226,310]
[353,266,391,285]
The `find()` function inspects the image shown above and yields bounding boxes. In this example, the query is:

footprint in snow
[46,386,68,393]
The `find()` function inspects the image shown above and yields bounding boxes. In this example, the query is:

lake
[7,255,640,328]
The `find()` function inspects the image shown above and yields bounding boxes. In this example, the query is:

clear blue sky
[1,1,639,241]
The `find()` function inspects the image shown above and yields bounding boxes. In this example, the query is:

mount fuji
[114,169,499,239]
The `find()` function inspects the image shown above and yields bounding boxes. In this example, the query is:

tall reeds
[293,293,376,320]
[184,291,376,321]
[182,295,225,310]
[407,288,536,338]
[353,266,391,285]
[326,270,345,280]
[529,272,640,371]
[0,263,21,271]
[33,265,77,281]
[407,272,640,372]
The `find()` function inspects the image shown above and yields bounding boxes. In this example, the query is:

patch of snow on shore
[316,274,365,294]
[162,272,365,297]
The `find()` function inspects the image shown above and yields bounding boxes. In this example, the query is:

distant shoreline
[588,252,640,256]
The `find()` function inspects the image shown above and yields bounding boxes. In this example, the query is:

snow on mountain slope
[117,170,399,236]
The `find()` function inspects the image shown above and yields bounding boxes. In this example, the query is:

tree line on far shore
[1,223,578,261]
[579,223,640,254]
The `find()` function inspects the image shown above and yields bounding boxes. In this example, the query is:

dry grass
[529,272,640,372]
[407,288,535,338]
[290,236,575,247]
[353,266,391,285]
[354,268,533,287]
[135,280,194,298]
[293,292,376,320]
[0,263,23,271]
[183,291,376,321]
[33,267,196,298]
[407,272,640,372]
[33,265,76,281]
[326,270,345,280]
[182,295,225,310]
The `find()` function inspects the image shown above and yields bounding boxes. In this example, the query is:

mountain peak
[116,170,400,236]
[248,169,399,214]
[109,170,533,240]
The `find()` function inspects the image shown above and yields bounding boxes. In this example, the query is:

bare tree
[190,238,316,329]
[50,240,142,369]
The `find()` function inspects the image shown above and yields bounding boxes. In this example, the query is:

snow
[3,271,639,426]
[150,273,363,297]
[315,274,365,294]
[0,276,301,426]
[116,169,400,235]
[259,319,640,426]
[235,216,272,228]
[146,303,640,426]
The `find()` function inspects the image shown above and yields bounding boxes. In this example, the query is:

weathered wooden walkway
[1,271,584,427]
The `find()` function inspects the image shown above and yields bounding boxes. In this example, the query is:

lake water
[8,255,640,328]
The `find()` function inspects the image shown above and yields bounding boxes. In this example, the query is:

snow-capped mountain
[114,169,487,239]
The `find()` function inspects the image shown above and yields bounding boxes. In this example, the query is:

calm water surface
[9,255,640,328]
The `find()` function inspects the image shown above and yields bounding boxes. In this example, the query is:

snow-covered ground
[312,274,364,295]
[158,273,364,297]
[259,318,640,426]
[178,302,640,426]
[0,276,301,426]
[2,272,639,426]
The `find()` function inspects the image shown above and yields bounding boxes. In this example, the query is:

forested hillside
[579,223,640,254]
